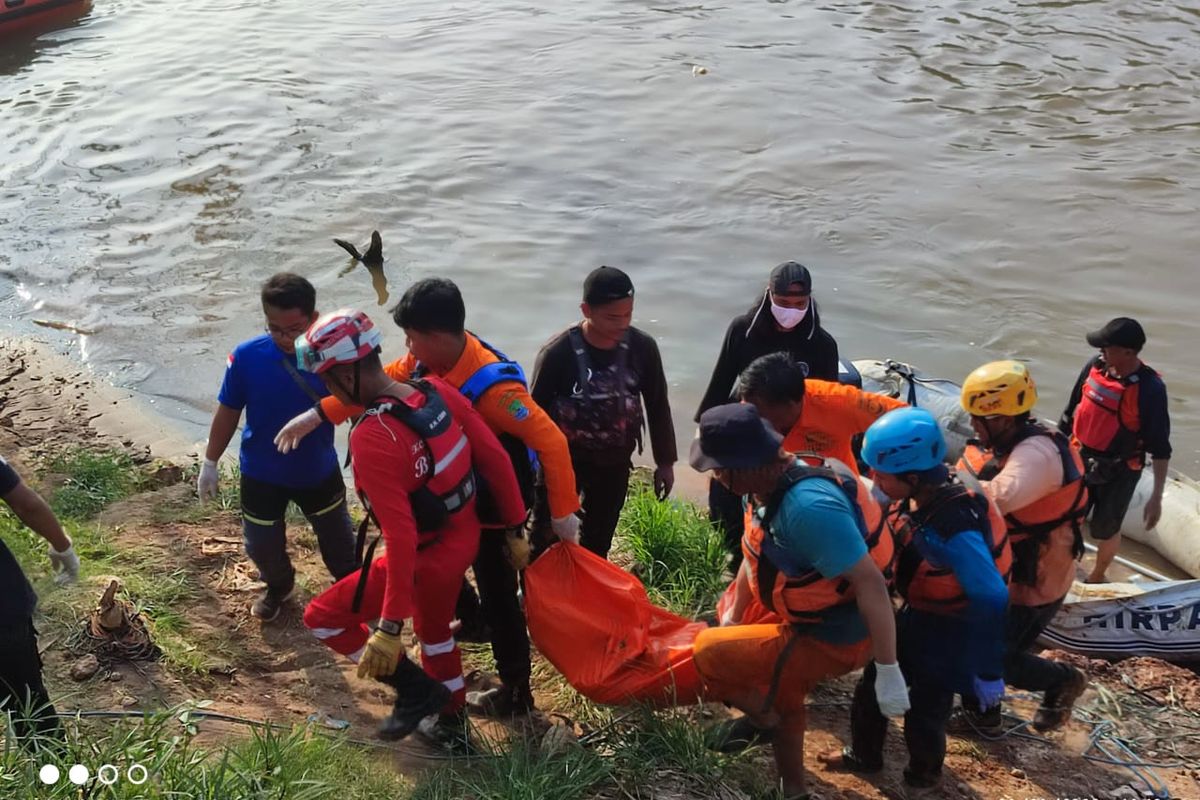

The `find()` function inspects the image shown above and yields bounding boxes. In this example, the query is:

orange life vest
[741,455,894,625]
[889,476,1011,614]
[958,424,1088,586]
[1072,362,1145,461]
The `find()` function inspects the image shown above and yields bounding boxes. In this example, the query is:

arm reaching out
[4,480,77,583]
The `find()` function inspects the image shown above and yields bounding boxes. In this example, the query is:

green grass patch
[0,704,410,799]
[411,738,610,800]
[616,485,729,618]
[160,462,242,523]
[46,448,145,519]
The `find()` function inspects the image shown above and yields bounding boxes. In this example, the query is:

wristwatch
[377,618,402,636]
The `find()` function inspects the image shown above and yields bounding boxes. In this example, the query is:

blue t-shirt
[217,335,339,490]
[761,474,870,643]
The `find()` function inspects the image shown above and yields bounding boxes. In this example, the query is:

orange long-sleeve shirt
[320,334,581,519]
[782,380,907,475]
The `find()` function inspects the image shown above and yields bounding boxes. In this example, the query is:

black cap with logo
[583,266,635,306]
[1086,317,1146,351]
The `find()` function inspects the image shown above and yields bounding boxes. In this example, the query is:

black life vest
[551,326,644,454]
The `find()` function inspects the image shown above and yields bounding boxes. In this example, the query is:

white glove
[873,661,910,718]
[197,458,220,501]
[275,408,322,454]
[550,514,581,545]
[48,538,80,585]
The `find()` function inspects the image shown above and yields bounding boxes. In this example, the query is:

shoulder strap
[459,360,528,404]
[280,354,323,404]
[566,326,592,405]
[370,380,452,439]
[458,336,528,404]
[912,479,986,543]
[1012,422,1084,485]
[762,459,848,529]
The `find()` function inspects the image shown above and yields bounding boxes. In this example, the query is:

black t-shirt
[532,325,677,466]
[0,456,37,619]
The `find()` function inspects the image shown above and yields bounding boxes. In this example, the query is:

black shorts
[241,469,347,526]
[1086,463,1142,541]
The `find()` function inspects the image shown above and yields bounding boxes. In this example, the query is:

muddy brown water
[2,0,1198,480]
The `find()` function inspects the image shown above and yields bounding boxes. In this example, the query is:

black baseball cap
[1086,317,1146,351]
[770,261,812,296]
[583,266,635,305]
[689,403,784,471]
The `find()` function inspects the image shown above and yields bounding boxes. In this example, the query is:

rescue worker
[690,403,909,800]
[0,454,77,748]
[707,354,905,748]
[530,266,677,558]
[296,310,526,748]
[199,273,358,621]
[696,262,841,562]
[276,278,579,718]
[1058,318,1171,584]
[957,361,1089,732]
[821,407,1010,799]
[739,352,907,478]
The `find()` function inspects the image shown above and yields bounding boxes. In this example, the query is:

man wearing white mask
[696,261,841,564]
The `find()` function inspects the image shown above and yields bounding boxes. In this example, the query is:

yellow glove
[503,527,531,571]
[356,629,405,679]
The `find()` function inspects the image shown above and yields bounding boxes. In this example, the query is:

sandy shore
[0,336,197,470]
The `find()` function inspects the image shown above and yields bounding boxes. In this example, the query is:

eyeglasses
[265,324,311,341]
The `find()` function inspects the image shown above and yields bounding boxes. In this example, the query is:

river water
[2,0,1198,473]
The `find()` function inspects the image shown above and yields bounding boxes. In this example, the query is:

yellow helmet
[961,360,1038,416]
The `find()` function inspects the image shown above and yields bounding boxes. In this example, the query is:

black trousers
[455,528,530,687]
[849,659,953,788]
[963,599,1073,711]
[708,478,745,569]
[529,454,632,560]
[574,457,632,559]
[0,619,62,744]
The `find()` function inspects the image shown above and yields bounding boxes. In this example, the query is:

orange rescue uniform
[782,381,907,475]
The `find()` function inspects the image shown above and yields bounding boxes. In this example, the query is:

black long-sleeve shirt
[532,325,677,467]
[694,296,840,421]
[1058,356,1171,462]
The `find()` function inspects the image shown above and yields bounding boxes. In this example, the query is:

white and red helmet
[296,309,383,375]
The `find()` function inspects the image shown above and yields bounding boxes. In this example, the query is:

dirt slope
[3,337,1197,799]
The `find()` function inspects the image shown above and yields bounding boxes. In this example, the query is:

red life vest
[889,477,1011,614]
[1072,362,1144,460]
[741,455,894,626]
[349,380,476,611]
[958,424,1088,586]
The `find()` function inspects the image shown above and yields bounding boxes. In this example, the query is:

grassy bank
[1,445,766,800]
[1,704,408,800]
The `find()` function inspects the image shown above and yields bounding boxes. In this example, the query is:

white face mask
[770,299,808,330]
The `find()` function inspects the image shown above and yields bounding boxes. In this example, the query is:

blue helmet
[861,407,946,473]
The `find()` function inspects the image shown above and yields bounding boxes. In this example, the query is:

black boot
[376,658,451,741]
[465,680,534,717]
[708,716,773,753]
[417,709,480,756]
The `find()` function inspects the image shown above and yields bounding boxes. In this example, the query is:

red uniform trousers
[303,526,479,712]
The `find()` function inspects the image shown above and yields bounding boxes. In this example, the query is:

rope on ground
[1081,720,1170,800]
[55,708,472,761]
